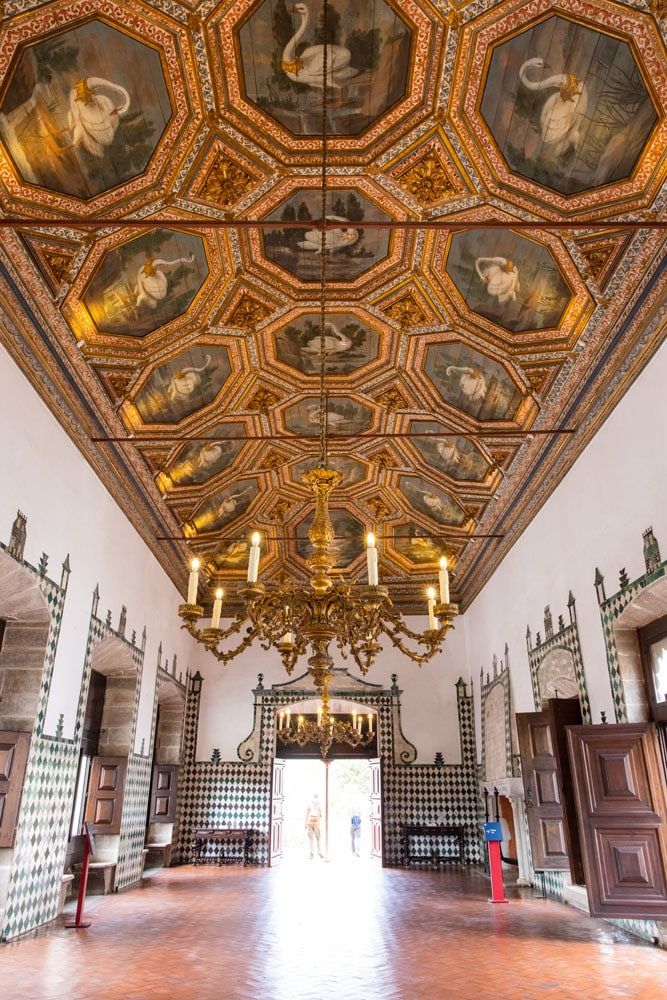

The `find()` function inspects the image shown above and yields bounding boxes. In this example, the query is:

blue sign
[484,821,503,842]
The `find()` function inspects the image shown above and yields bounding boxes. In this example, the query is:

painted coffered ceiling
[0,0,665,611]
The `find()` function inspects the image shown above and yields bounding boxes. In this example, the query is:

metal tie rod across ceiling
[91,428,576,443]
[1,219,666,231]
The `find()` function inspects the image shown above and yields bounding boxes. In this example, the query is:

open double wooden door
[567,723,667,920]
[269,758,285,867]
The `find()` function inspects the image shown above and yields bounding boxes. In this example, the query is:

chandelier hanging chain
[178,0,459,687]
[317,0,330,469]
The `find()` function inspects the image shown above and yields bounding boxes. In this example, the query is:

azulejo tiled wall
[0,528,71,941]
[174,670,481,867]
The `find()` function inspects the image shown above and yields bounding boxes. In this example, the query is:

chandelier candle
[187,559,200,605]
[427,587,437,630]
[211,588,223,630]
[366,533,379,586]
[247,532,261,584]
[438,556,450,605]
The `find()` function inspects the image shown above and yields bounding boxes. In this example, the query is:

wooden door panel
[269,759,285,866]
[149,764,178,823]
[567,723,667,919]
[0,731,30,848]
[517,711,567,871]
[369,758,382,864]
[85,756,127,835]
[517,699,583,881]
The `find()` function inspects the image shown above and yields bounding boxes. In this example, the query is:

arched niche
[91,635,139,758]
[154,677,186,766]
[0,548,51,732]
[536,647,580,705]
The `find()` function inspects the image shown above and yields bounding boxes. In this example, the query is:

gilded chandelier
[277,672,375,759]
[178,466,458,689]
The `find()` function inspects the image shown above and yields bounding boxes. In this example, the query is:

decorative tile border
[526,595,591,723]
[596,528,665,723]
[479,646,516,782]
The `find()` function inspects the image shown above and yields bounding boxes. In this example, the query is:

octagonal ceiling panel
[480,15,658,197]
[445,229,571,334]
[189,477,260,535]
[262,188,391,283]
[449,0,667,217]
[398,475,469,528]
[422,341,524,422]
[296,507,365,568]
[80,229,209,338]
[408,420,490,483]
[237,0,411,138]
[283,395,373,436]
[391,521,443,566]
[0,1,200,214]
[274,311,380,376]
[209,0,444,161]
[157,422,247,492]
[130,346,232,425]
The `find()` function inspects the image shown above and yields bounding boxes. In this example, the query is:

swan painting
[166,355,212,403]
[0,21,173,199]
[195,442,230,474]
[216,487,253,521]
[239,0,412,137]
[135,252,195,312]
[68,77,130,157]
[307,403,349,430]
[420,490,457,522]
[297,217,359,254]
[281,3,358,97]
[519,58,588,158]
[475,257,520,305]
[301,322,352,358]
[445,365,488,403]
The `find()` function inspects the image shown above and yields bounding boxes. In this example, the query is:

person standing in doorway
[350,806,362,857]
[305,793,323,860]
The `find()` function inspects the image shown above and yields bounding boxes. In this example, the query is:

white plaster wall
[194,613,470,765]
[463,339,667,749]
[0,343,198,748]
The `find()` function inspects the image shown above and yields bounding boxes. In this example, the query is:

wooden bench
[402,825,465,866]
[72,860,116,895]
[145,843,172,869]
[191,828,251,866]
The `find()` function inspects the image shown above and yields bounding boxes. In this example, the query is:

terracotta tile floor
[1,862,665,1000]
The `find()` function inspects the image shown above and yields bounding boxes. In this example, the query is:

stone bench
[144,843,172,869]
[72,860,116,895]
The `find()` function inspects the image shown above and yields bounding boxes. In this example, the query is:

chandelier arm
[379,623,444,665]
[179,611,249,645]
[203,628,259,665]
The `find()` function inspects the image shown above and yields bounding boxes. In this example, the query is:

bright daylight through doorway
[282,759,372,865]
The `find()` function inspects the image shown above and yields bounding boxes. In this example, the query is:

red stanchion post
[66,822,95,929]
[484,821,508,905]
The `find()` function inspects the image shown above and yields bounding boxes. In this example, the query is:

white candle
[277,712,282,732]
[211,587,223,630]
[366,532,379,585]
[367,713,373,735]
[353,711,357,731]
[187,558,200,604]
[298,715,304,730]
[427,586,437,630]
[247,531,261,583]
[285,710,291,730]
[438,556,450,605]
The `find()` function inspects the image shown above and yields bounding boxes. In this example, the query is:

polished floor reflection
[1,863,665,1000]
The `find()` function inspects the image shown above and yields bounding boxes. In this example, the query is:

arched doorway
[66,634,140,892]
[145,676,186,869]
[0,549,52,915]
